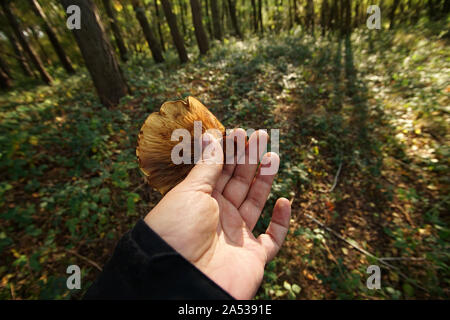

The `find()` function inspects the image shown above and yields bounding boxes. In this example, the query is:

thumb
[182,132,224,193]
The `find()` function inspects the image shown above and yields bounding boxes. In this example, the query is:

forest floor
[1,22,449,299]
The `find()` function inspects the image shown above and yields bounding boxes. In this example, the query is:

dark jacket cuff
[84,219,234,300]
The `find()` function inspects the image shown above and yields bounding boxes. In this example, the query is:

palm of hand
[144,130,291,299]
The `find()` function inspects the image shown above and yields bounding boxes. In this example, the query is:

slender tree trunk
[0,48,13,79]
[321,0,329,36]
[204,0,213,37]
[190,0,209,54]
[346,0,351,34]
[102,0,128,62]
[1,2,53,85]
[29,0,75,73]
[353,0,359,28]
[131,0,164,63]
[428,0,436,19]
[0,59,13,89]
[389,0,400,29]
[293,0,299,24]
[288,0,293,29]
[161,0,189,63]
[60,0,128,107]
[251,0,258,31]
[338,0,344,33]
[210,0,222,40]
[3,28,34,77]
[330,0,337,30]
[258,0,263,33]
[178,0,188,37]
[29,25,52,66]
[227,0,242,38]
[305,0,314,33]
[154,0,166,52]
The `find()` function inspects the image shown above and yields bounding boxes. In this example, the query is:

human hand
[144,129,291,299]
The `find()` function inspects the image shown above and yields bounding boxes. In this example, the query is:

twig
[131,182,146,193]
[329,161,343,193]
[65,249,102,272]
[379,257,425,262]
[318,161,343,193]
[302,212,429,293]
[10,283,15,300]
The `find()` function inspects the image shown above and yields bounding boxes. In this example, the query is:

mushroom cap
[136,96,225,194]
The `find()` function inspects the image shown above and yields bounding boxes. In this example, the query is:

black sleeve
[84,219,234,300]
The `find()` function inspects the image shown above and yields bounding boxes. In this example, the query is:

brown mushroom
[136,96,225,194]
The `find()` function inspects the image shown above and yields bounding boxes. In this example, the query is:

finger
[222,130,269,208]
[238,152,280,231]
[215,128,247,193]
[257,198,291,262]
[181,132,224,194]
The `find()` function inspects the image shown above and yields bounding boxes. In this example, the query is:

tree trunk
[305,0,314,33]
[353,0,359,28]
[210,0,222,40]
[154,0,166,51]
[3,28,34,77]
[190,0,209,54]
[60,0,128,107]
[258,0,263,33]
[0,49,13,79]
[30,25,53,66]
[204,0,213,37]
[1,2,53,85]
[321,0,329,36]
[389,0,400,29]
[161,0,189,63]
[0,58,13,89]
[102,0,128,62]
[178,0,188,37]
[131,0,164,63]
[227,0,242,38]
[251,0,258,31]
[293,0,300,24]
[29,0,75,73]
[344,0,351,35]
[330,0,337,30]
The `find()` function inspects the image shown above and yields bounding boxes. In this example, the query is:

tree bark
[0,59,13,89]
[210,0,222,40]
[305,0,314,33]
[389,0,400,29]
[131,0,164,63]
[1,2,53,85]
[251,0,258,31]
[321,0,329,35]
[60,0,128,107]
[190,0,209,54]
[154,0,166,52]
[204,0,213,37]
[0,49,13,79]
[29,24,52,66]
[258,0,263,33]
[102,0,128,62]
[29,0,75,73]
[161,0,189,63]
[344,0,351,35]
[3,28,34,77]
[178,0,187,37]
[353,0,359,28]
[227,0,242,38]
